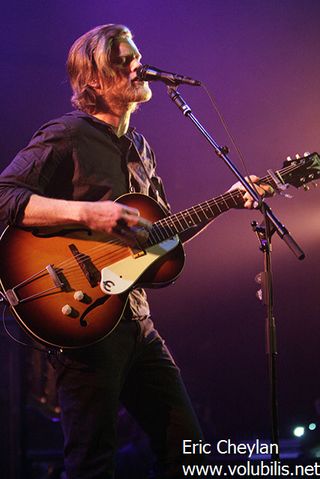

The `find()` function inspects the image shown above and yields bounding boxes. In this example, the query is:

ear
[88,79,102,91]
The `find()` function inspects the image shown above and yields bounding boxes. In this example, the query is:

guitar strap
[126,132,170,214]
[136,156,170,213]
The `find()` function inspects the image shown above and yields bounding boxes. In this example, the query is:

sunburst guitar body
[0,194,184,348]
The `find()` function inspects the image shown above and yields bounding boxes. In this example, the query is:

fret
[191,206,202,223]
[212,197,222,213]
[146,230,156,247]
[230,191,241,206]
[220,195,230,210]
[147,229,157,245]
[199,203,211,220]
[163,217,178,235]
[183,210,197,227]
[172,213,186,231]
[203,201,215,219]
[151,224,164,243]
[150,192,240,246]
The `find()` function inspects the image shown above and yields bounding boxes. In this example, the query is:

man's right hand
[21,194,148,241]
[80,200,141,235]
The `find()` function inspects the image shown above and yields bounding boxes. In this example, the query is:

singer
[0,24,270,478]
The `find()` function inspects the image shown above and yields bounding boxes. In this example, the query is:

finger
[121,211,140,226]
[117,201,152,229]
[114,203,140,226]
[122,212,152,229]
[112,218,151,247]
[136,216,152,229]
[244,200,253,209]
[239,176,260,192]
[246,175,259,183]
[249,187,265,199]
[244,198,259,209]
[260,184,275,196]
[112,222,137,246]
[119,204,140,217]
[228,175,260,192]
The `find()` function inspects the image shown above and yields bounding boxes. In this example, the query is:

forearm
[19,194,83,227]
[19,194,141,236]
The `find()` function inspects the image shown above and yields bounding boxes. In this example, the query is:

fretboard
[146,155,318,246]
[148,189,244,245]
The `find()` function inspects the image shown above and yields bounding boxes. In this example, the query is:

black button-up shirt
[0,110,169,319]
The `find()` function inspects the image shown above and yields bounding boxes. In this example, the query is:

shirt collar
[65,110,136,136]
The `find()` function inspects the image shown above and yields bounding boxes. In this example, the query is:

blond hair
[67,24,131,113]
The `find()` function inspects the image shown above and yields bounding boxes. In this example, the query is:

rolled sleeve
[0,121,72,225]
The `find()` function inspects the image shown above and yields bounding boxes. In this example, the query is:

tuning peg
[304,151,310,157]
[286,155,292,161]
[303,185,310,191]
[256,289,263,302]
[295,153,300,159]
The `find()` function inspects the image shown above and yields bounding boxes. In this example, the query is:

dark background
[1,0,319,474]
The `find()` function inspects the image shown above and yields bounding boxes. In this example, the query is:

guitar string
[45,188,237,273]
[10,160,314,296]
[60,156,312,274]
[50,158,313,274]
[7,168,294,283]
[154,160,314,229]
[154,162,307,228]
[10,187,249,295]
[41,159,312,270]
[9,246,132,296]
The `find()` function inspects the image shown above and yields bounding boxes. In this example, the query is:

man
[0,24,269,478]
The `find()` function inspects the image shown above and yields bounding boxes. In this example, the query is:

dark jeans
[50,318,204,478]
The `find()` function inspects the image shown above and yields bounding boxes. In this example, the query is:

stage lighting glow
[293,426,305,437]
[308,423,317,431]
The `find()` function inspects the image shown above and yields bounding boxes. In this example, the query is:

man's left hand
[229,175,274,209]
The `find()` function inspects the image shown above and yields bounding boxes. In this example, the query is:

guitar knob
[61,304,73,316]
[74,290,85,301]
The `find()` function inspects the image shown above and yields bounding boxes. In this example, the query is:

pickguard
[100,236,179,294]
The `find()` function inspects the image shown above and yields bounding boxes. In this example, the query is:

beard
[105,79,152,112]
[126,80,152,103]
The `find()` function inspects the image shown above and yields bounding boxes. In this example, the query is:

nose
[131,57,142,72]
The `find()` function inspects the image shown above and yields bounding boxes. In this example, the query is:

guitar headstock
[282,152,320,189]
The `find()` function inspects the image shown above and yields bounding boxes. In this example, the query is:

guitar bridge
[5,288,19,306]
[68,244,100,287]
[46,264,65,289]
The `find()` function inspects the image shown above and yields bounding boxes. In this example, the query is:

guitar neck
[148,160,305,245]
[150,189,244,243]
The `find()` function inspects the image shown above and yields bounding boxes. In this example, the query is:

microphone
[136,65,201,86]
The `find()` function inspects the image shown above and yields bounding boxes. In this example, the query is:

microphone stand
[167,86,305,458]
[251,212,280,457]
